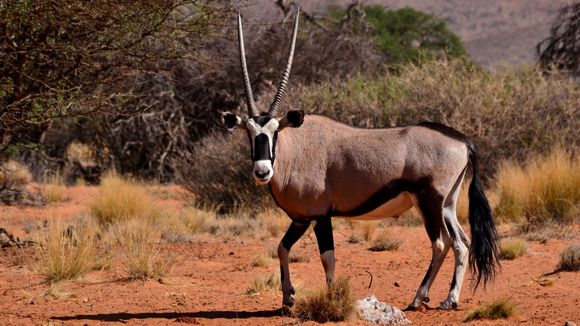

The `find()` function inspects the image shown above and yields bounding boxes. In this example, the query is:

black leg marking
[281,222,310,250]
[417,194,444,242]
[313,217,334,254]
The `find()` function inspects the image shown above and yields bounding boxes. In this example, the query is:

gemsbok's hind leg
[278,221,311,307]
[313,217,335,284]
[439,169,470,310]
[406,194,452,311]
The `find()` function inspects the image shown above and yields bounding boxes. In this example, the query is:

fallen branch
[0,227,36,248]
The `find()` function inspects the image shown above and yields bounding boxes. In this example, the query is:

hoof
[282,295,295,308]
[404,302,428,312]
[437,301,458,310]
[280,306,293,316]
[403,304,419,312]
[282,287,296,308]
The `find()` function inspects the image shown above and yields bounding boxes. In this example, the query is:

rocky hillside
[244,0,570,67]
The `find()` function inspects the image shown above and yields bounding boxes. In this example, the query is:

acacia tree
[0,0,235,159]
[537,3,580,78]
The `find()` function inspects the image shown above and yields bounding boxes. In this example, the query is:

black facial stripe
[272,130,278,163]
[253,133,271,161]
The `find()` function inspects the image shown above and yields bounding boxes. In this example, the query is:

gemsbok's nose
[255,170,269,179]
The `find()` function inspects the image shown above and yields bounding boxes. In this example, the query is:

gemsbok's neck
[271,129,294,193]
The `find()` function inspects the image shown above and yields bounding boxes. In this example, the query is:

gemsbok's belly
[335,191,415,220]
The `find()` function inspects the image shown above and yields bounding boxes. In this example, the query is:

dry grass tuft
[294,276,355,322]
[37,218,98,282]
[465,298,517,321]
[43,184,68,203]
[494,149,580,227]
[90,174,160,225]
[556,244,580,272]
[115,220,173,281]
[347,221,377,242]
[369,230,402,252]
[245,273,281,295]
[43,282,77,300]
[251,254,273,267]
[500,238,528,260]
[0,160,32,187]
[256,208,289,238]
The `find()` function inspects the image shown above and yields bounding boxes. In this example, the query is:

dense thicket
[182,60,579,213]
[0,0,233,160]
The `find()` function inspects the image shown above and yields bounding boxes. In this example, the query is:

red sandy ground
[0,185,578,326]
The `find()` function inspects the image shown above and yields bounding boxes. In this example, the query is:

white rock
[356,295,411,325]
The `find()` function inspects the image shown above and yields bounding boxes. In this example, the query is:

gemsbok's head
[221,8,303,185]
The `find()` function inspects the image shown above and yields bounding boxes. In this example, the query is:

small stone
[394,282,400,287]
[564,321,577,326]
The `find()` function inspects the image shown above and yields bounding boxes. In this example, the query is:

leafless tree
[537,3,580,79]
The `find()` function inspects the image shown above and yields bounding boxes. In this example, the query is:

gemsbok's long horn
[238,13,259,117]
[268,7,300,116]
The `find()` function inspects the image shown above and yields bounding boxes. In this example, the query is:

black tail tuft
[467,148,501,289]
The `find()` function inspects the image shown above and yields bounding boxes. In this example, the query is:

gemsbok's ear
[221,112,244,130]
[279,109,304,129]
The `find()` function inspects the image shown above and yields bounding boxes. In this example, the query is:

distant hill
[244,0,569,68]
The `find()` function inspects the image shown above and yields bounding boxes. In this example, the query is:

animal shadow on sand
[52,309,286,323]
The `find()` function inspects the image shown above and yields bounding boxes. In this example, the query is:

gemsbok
[222,8,500,310]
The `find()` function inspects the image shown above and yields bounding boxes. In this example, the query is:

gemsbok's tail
[467,146,501,289]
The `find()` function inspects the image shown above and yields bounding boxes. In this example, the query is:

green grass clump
[465,298,517,321]
[294,277,355,323]
[556,244,580,272]
[500,238,528,260]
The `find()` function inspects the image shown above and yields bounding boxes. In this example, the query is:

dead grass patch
[42,173,68,204]
[114,220,173,281]
[256,208,289,238]
[251,254,273,267]
[90,174,160,225]
[465,298,517,321]
[294,276,355,322]
[37,218,98,282]
[556,244,580,272]
[347,221,376,242]
[0,160,32,187]
[42,282,77,300]
[494,149,580,227]
[523,224,575,242]
[369,230,402,252]
[500,238,528,260]
[245,273,281,295]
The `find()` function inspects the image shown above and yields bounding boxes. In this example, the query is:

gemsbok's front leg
[278,221,311,307]
[313,217,335,284]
